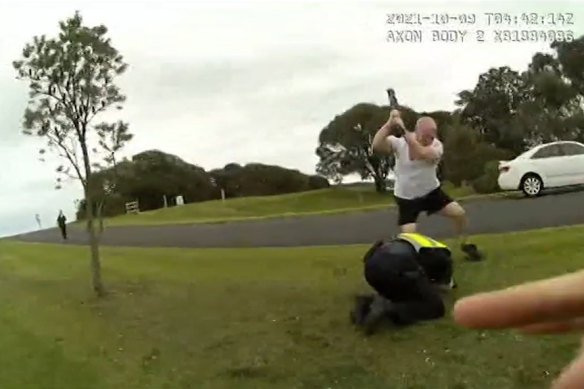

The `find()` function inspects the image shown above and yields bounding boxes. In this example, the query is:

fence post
[125,200,140,214]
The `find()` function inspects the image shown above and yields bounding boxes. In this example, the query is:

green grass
[0,225,583,388]
[104,184,481,227]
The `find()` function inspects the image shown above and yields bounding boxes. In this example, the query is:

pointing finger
[520,317,584,334]
[454,270,584,329]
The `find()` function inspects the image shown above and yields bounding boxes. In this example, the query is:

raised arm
[372,110,401,155]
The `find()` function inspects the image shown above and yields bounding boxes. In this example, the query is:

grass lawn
[104,183,480,227]
[0,225,582,389]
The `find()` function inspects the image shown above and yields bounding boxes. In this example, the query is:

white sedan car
[498,141,584,197]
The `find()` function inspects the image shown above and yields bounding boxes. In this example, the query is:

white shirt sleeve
[386,135,401,154]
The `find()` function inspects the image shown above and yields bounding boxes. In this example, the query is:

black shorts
[394,187,453,226]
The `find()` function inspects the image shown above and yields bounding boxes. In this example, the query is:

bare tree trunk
[81,136,105,297]
[85,194,105,297]
[97,200,104,234]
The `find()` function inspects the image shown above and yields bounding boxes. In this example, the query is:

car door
[558,142,584,185]
[529,144,567,187]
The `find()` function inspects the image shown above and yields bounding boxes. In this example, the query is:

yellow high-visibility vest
[397,232,450,253]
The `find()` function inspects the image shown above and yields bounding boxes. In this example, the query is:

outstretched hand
[454,270,584,389]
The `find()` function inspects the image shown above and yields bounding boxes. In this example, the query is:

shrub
[442,121,515,187]
[308,175,330,189]
[472,160,501,194]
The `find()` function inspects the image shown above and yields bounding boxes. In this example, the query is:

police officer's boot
[362,294,395,335]
[350,294,374,326]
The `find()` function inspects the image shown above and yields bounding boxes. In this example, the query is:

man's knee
[441,202,466,219]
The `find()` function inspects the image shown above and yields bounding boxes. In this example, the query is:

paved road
[11,190,584,248]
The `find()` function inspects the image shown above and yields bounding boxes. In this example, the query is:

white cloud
[0,0,582,236]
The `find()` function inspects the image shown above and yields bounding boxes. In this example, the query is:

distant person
[35,213,41,229]
[371,109,483,261]
[351,232,456,335]
[454,269,584,389]
[57,210,67,240]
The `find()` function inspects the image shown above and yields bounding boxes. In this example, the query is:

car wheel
[521,174,543,197]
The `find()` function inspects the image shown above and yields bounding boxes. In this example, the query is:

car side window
[560,143,584,156]
[532,145,563,159]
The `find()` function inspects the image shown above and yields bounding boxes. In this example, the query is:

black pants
[394,186,453,226]
[364,252,445,325]
[59,224,67,240]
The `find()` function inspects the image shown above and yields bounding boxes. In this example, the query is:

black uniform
[352,233,455,334]
[57,212,67,240]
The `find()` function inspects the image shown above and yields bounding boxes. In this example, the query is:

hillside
[103,183,474,227]
[76,150,330,220]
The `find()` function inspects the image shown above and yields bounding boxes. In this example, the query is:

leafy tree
[308,175,329,190]
[128,150,216,209]
[553,36,584,95]
[76,152,328,217]
[456,35,584,153]
[315,103,399,192]
[210,163,328,197]
[13,11,132,296]
[209,163,244,198]
[456,66,529,153]
[471,160,501,194]
[441,120,514,186]
[95,150,216,212]
[85,122,132,232]
[513,44,584,146]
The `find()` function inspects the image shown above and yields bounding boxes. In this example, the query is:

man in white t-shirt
[372,110,482,261]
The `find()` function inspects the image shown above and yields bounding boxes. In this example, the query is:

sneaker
[461,243,484,262]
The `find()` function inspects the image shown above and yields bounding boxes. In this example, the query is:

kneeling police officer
[351,232,456,335]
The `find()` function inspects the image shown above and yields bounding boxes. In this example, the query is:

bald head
[415,117,437,145]
[416,116,437,134]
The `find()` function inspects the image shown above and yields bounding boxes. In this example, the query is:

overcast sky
[0,0,582,237]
